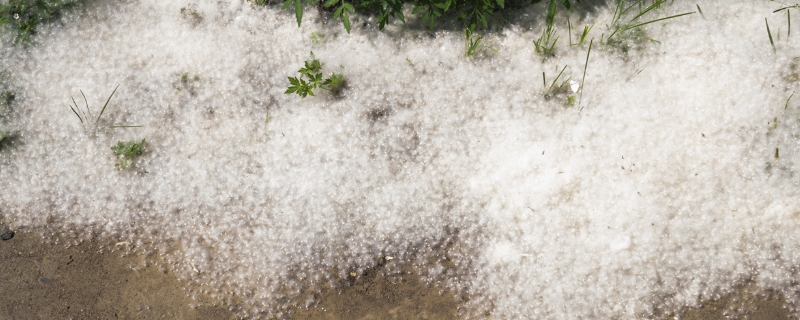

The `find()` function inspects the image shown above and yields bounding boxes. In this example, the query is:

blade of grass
[568,14,573,46]
[80,91,91,123]
[786,91,794,110]
[547,65,567,93]
[70,96,84,123]
[542,72,546,89]
[624,12,694,31]
[789,10,791,37]
[265,110,269,128]
[766,18,775,51]
[96,84,120,125]
[628,0,665,23]
[580,38,593,103]
[69,104,83,123]
[695,4,703,17]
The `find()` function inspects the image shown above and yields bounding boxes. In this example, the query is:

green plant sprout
[542,65,572,100]
[573,21,594,47]
[579,38,592,103]
[464,28,497,57]
[766,17,776,51]
[0,0,78,44]
[534,0,559,58]
[68,85,142,133]
[0,130,7,143]
[111,139,146,170]
[285,52,345,98]
[602,0,694,53]
[774,4,798,36]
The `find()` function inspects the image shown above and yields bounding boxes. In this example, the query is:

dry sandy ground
[0,223,794,319]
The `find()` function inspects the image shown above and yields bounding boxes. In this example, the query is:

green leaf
[546,0,557,27]
[495,0,504,9]
[295,0,303,27]
[334,6,343,19]
[324,0,339,7]
[343,10,351,33]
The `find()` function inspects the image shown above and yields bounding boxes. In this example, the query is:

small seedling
[67,85,141,133]
[111,139,146,170]
[464,28,497,57]
[285,52,345,98]
[573,22,594,47]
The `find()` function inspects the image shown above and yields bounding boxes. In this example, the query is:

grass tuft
[534,0,559,58]
[464,28,497,58]
[67,85,142,133]
[542,65,572,100]
[602,0,694,54]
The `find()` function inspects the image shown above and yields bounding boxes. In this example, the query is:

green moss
[111,139,146,170]
[0,0,80,44]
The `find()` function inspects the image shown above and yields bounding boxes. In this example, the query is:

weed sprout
[285,52,346,98]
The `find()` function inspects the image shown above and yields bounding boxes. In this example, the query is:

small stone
[0,228,14,240]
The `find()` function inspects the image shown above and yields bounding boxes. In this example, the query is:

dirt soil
[0,228,233,320]
[0,223,796,319]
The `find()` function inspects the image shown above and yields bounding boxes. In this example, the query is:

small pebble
[0,228,14,240]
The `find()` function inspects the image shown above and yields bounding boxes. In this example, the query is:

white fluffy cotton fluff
[1,0,800,318]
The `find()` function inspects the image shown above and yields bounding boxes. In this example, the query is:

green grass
[464,28,497,58]
[111,139,146,170]
[766,17,775,51]
[0,0,79,44]
[533,0,559,58]
[579,38,592,104]
[542,65,571,99]
[602,0,694,54]
[68,85,142,133]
